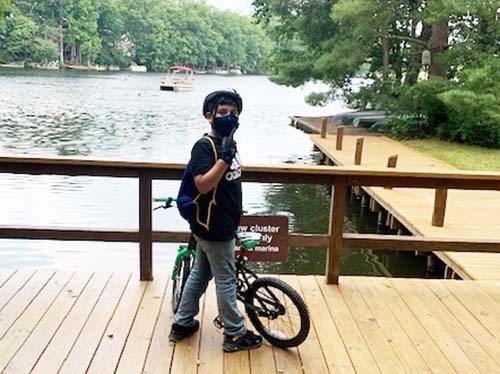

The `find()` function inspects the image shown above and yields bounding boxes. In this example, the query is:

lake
[0,69,428,277]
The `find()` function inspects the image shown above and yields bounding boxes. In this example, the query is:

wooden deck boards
[1,270,499,373]
[312,134,500,280]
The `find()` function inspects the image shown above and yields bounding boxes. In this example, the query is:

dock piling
[385,155,398,189]
[320,117,328,138]
[354,138,364,165]
[432,188,448,227]
[336,126,344,150]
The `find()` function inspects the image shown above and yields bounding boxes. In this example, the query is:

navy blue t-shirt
[189,135,242,241]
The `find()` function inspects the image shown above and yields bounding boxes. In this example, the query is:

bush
[438,90,500,148]
[386,116,431,140]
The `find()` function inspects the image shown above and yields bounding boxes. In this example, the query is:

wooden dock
[312,134,500,281]
[1,269,499,373]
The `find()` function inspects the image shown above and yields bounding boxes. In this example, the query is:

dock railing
[1,155,500,284]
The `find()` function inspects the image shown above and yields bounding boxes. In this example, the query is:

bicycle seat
[237,232,262,250]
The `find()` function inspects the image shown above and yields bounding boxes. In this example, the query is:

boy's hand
[220,137,236,165]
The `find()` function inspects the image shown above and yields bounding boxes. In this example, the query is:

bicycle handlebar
[153,197,176,210]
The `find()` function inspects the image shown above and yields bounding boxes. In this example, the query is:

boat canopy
[168,65,194,72]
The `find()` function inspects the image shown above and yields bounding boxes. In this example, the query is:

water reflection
[249,183,428,277]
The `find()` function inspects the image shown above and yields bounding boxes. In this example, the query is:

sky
[204,0,254,15]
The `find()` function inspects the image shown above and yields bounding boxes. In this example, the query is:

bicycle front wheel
[171,255,192,313]
[245,277,310,348]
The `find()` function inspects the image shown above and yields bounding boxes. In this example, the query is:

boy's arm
[194,160,228,194]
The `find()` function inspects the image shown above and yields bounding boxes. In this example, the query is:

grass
[401,139,500,171]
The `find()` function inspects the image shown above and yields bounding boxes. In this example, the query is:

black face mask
[213,114,239,137]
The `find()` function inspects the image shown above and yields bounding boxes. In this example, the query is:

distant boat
[229,68,242,75]
[0,62,25,69]
[130,62,147,72]
[160,66,194,92]
[108,65,120,71]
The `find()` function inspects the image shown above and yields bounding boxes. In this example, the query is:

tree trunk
[428,19,449,78]
[382,34,389,80]
[59,25,64,66]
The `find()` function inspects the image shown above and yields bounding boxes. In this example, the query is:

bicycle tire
[171,255,192,313]
[245,277,310,348]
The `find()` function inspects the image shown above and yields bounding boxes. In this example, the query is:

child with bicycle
[168,90,263,352]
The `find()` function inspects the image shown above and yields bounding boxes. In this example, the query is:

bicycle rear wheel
[245,277,310,348]
[171,255,193,313]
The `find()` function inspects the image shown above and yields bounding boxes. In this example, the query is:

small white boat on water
[130,62,147,72]
[160,66,194,91]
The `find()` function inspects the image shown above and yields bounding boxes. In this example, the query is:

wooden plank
[0,270,55,337]
[317,278,380,373]
[143,273,176,374]
[368,277,457,372]
[224,350,251,374]
[31,272,111,373]
[0,270,16,288]
[272,275,303,374]
[390,279,480,373]
[477,281,500,305]
[116,274,168,373]
[248,312,276,374]
[342,234,500,253]
[298,275,354,373]
[408,279,500,373]
[442,281,500,338]
[0,271,73,371]
[350,278,431,373]
[0,269,36,311]
[282,275,333,374]
[340,278,404,373]
[198,282,224,374]
[425,280,500,367]
[3,272,92,374]
[0,226,138,242]
[58,272,132,374]
[169,296,205,374]
[87,274,148,373]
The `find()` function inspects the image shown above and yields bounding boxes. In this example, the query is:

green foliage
[254,0,500,147]
[0,0,272,72]
[438,90,500,147]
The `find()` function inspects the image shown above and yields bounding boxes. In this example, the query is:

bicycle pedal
[213,316,224,329]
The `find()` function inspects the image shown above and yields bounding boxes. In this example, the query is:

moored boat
[160,66,194,91]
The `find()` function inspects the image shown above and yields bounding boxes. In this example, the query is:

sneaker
[223,330,263,352]
[168,320,200,342]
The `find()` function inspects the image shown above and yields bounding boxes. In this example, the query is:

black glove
[219,136,236,165]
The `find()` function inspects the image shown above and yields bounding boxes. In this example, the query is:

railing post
[354,137,364,165]
[139,170,153,280]
[432,188,448,227]
[320,117,328,138]
[326,177,347,284]
[336,126,344,150]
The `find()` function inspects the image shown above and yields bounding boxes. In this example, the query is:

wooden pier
[311,133,500,280]
[1,269,499,373]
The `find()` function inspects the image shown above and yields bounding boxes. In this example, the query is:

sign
[237,216,289,262]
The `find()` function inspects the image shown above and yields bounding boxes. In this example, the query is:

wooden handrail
[1,155,500,283]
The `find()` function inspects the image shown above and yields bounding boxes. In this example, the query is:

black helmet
[202,89,243,117]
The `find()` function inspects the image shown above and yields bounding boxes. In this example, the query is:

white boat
[130,62,147,72]
[160,66,194,91]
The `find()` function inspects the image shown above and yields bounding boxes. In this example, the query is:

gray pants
[174,237,246,336]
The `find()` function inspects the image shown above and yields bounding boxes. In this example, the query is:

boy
[169,90,263,352]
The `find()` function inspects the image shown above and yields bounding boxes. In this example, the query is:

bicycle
[154,197,310,348]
